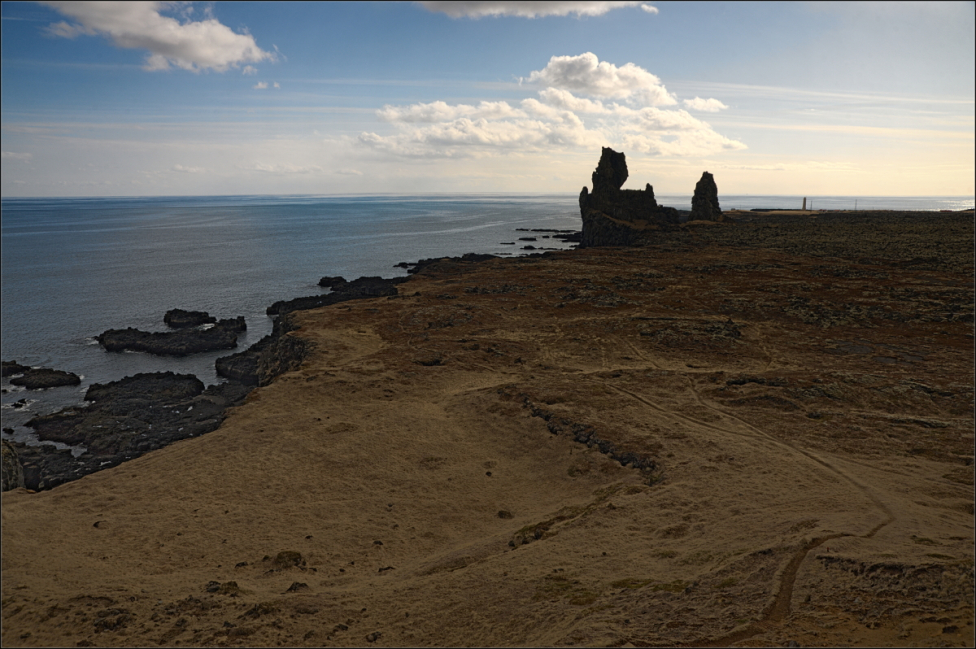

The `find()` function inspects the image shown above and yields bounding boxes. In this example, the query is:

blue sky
[1,1,973,197]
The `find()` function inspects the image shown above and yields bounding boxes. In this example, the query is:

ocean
[2,193,973,450]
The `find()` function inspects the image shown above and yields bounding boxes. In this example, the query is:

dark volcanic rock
[164,309,218,329]
[690,171,725,222]
[28,372,208,452]
[2,361,30,377]
[19,371,256,490]
[84,371,205,404]
[398,253,499,276]
[217,313,310,386]
[7,367,81,390]
[97,317,246,356]
[268,276,410,316]
[317,276,347,289]
[578,147,681,247]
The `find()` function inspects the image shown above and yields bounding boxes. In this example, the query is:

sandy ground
[2,221,973,647]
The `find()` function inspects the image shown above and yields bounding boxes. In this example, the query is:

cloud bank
[361,53,745,159]
[418,1,643,18]
[42,1,274,72]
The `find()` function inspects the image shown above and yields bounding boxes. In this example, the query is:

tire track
[602,381,895,647]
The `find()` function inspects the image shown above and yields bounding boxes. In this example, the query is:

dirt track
[2,211,973,647]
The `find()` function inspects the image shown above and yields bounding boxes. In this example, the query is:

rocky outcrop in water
[690,171,726,222]
[578,148,681,247]
[164,309,218,328]
[3,363,81,389]
[2,361,29,377]
[97,317,246,356]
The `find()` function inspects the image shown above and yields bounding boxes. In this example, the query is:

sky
[1,1,973,197]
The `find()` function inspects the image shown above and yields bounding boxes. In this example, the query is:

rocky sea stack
[690,171,727,222]
[578,148,732,246]
[578,147,681,247]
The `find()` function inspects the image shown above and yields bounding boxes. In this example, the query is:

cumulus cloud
[361,116,592,158]
[360,54,742,160]
[273,81,280,88]
[253,81,268,89]
[41,1,274,72]
[537,87,611,113]
[640,4,658,14]
[683,97,729,112]
[377,100,526,123]
[242,65,258,76]
[525,52,676,106]
[418,1,641,18]
[334,168,364,176]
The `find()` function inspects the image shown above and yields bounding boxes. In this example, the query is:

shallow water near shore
[1,193,972,447]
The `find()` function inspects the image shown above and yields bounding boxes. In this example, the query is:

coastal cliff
[2,208,973,647]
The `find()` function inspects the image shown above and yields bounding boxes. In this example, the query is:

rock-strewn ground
[2,210,973,648]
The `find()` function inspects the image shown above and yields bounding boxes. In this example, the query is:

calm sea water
[2,193,972,449]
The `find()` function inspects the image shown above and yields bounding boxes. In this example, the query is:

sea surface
[2,193,973,450]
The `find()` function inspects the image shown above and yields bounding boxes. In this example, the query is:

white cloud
[273,82,280,88]
[636,107,711,131]
[683,97,728,112]
[41,1,275,72]
[361,57,745,161]
[377,100,526,123]
[253,81,268,89]
[242,65,258,76]
[334,168,363,175]
[418,1,641,18]
[172,164,204,173]
[1,151,32,161]
[640,4,658,14]
[537,87,610,113]
[525,52,677,106]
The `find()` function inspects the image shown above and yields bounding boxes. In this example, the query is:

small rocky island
[1,361,80,390]
[96,310,247,356]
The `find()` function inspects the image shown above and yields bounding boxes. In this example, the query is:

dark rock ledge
[97,315,246,356]
[2,361,81,390]
[163,308,218,329]
[267,276,410,316]
[10,373,249,491]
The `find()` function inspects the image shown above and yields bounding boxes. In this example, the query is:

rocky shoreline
[1,254,566,491]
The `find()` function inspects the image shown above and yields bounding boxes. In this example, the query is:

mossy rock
[271,551,305,570]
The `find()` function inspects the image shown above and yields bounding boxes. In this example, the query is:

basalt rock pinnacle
[578,147,680,247]
[691,171,726,222]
